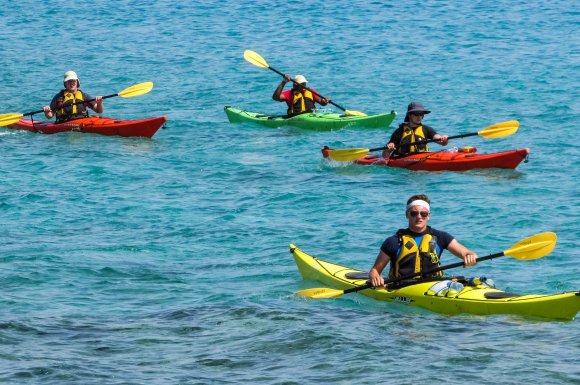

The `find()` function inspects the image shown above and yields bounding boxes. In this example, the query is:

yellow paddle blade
[0,113,24,127]
[244,50,269,68]
[504,232,557,260]
[296,287,345,299]
[118,82,154,98]
[478,120,519,138]
[344,109,368,117]
[326,148,371,162]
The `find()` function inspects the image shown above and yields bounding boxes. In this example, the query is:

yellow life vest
[399,124,429,153]
[389,231,442,280]
[289,89,315,114]
[56,90,89,122]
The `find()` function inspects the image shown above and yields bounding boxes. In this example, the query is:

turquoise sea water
[1,1,579,384]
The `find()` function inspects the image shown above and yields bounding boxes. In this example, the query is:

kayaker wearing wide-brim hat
[272,74,330,115]
[403,101,431,122]
[43,71,104,123]
[384,102,449,157]
[368,194,478,289]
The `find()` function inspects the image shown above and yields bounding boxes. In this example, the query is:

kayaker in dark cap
[384,102,449,157]
[368,194,477,288]
[43,71,104,123]
[272,74,330,115]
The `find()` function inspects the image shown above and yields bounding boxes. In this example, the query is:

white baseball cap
[294,75,308,84]
[64,71,79,82]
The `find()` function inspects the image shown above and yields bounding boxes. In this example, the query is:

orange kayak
[322,146,530,171]
[6,116,167,138]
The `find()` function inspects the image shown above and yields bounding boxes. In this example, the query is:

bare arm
[447,239,478,266]
[313,92,329,106]
[43,105,54,119]
[369,250,391,287]
[431,128,449,145]
[89,96,104,113]
[272,75,291,101]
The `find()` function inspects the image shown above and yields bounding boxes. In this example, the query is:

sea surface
[0,1,579,384]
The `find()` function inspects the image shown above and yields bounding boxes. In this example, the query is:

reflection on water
[120,139,159,154]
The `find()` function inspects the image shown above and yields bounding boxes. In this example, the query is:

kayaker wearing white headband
[369,194,478,288]
[406,199,430,212]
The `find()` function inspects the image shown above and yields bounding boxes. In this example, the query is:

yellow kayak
[290,244,580,321]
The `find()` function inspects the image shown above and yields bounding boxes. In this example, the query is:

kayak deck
[322,146,530,171]
[290,244,580,320]
[6,115,167,138]
[224,106,396,130]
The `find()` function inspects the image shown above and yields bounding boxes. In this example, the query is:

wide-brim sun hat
[294,75,308,84]
[407,101,431,114]
[64,71,79,82]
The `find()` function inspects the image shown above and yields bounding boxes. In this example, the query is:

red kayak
[6,116,167,138]
[322,146,530,171]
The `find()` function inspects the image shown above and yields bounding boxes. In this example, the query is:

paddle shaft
[268,65,350,113]
[368,132,479,153]
[343,251,505,295]
[23,92,118,117]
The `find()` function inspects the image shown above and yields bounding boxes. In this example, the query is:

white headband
[406,200,430,212]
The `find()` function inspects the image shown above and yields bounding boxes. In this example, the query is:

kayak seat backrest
[484,291,522,299]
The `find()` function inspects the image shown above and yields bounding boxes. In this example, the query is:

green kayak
[224,106,397,130]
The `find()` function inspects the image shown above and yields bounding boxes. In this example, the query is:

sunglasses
[411,112,425,117]
[409,211,429,218]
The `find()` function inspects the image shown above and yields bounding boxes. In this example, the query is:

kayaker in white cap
[384,102,449,157]
[43,71,104,122]
[272,74,330,115]
[368,194,478,288]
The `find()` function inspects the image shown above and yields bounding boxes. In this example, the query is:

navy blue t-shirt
[380,227,454,261]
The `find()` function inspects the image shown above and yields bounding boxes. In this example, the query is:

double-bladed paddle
[325,120,520,162]
[243,50,367,117]
[296,232,556,299]
[0,81,154,127]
